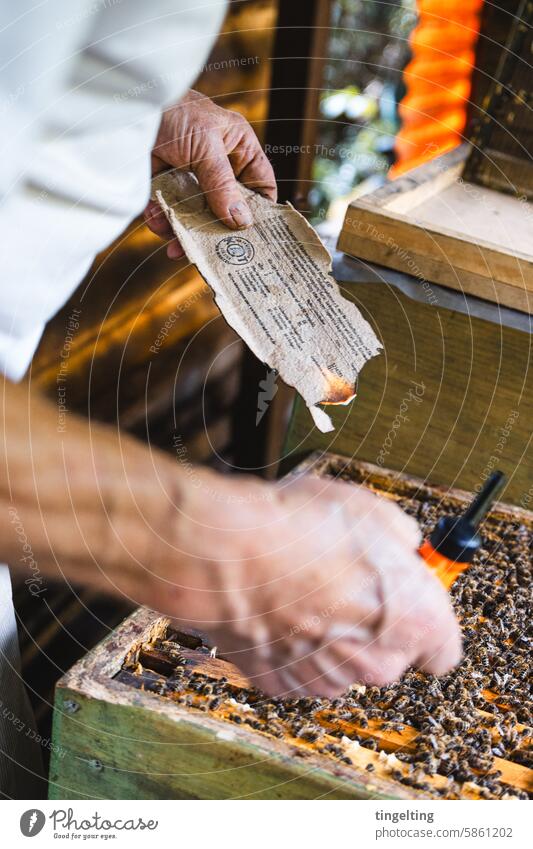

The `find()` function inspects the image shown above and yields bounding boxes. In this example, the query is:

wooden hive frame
[49,454,532,801]
[337,144,533,313]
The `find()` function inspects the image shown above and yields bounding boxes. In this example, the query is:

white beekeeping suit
[0,0,227,798]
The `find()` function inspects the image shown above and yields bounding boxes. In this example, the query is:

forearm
[0,382,462,696]
[0,380,180,599]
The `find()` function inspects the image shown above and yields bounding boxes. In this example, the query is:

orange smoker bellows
[420,471,506,589]
[391,0,484,176]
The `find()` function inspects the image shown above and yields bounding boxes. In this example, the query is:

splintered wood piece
[138,646,181,676]
[115,669,166,693]
[134,644,252,688]
[178,648,252,688]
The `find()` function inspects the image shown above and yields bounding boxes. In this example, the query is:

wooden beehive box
[49,455,532,800]
[338,6,533,314]
[337,143,533,313]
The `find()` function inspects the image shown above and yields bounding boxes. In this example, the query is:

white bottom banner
[2,799,530,848]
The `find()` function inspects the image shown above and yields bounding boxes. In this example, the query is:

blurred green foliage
[310,0,416,221]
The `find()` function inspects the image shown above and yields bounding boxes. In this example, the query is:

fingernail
[229,200,253,228]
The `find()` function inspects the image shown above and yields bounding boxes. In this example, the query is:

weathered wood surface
[49,609,410,800]
[338,145,533,312]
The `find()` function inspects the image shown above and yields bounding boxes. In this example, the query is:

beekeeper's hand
[143,89,277,259]
[2,379,460,699]
[153,469,462,697]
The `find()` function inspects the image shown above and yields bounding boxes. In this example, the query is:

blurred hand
[149,470,462,697]
[0,382,460,700]
[144,89,277,259]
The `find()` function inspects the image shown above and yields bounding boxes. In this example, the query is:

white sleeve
[0,0,227,380]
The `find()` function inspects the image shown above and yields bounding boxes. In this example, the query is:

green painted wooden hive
[49,455,532,801]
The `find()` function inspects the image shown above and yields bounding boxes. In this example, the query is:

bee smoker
[419,471,506,589]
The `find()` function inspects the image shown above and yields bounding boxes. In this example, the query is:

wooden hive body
[338,4,533,314]
[281,271,532,508]
[49,456,532,801]
[337,144,533,313]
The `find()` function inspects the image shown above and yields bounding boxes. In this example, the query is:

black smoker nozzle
[463,471,507,529]
[428,471,507,564]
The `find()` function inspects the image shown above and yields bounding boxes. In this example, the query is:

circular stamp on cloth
[215,236,255,266]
